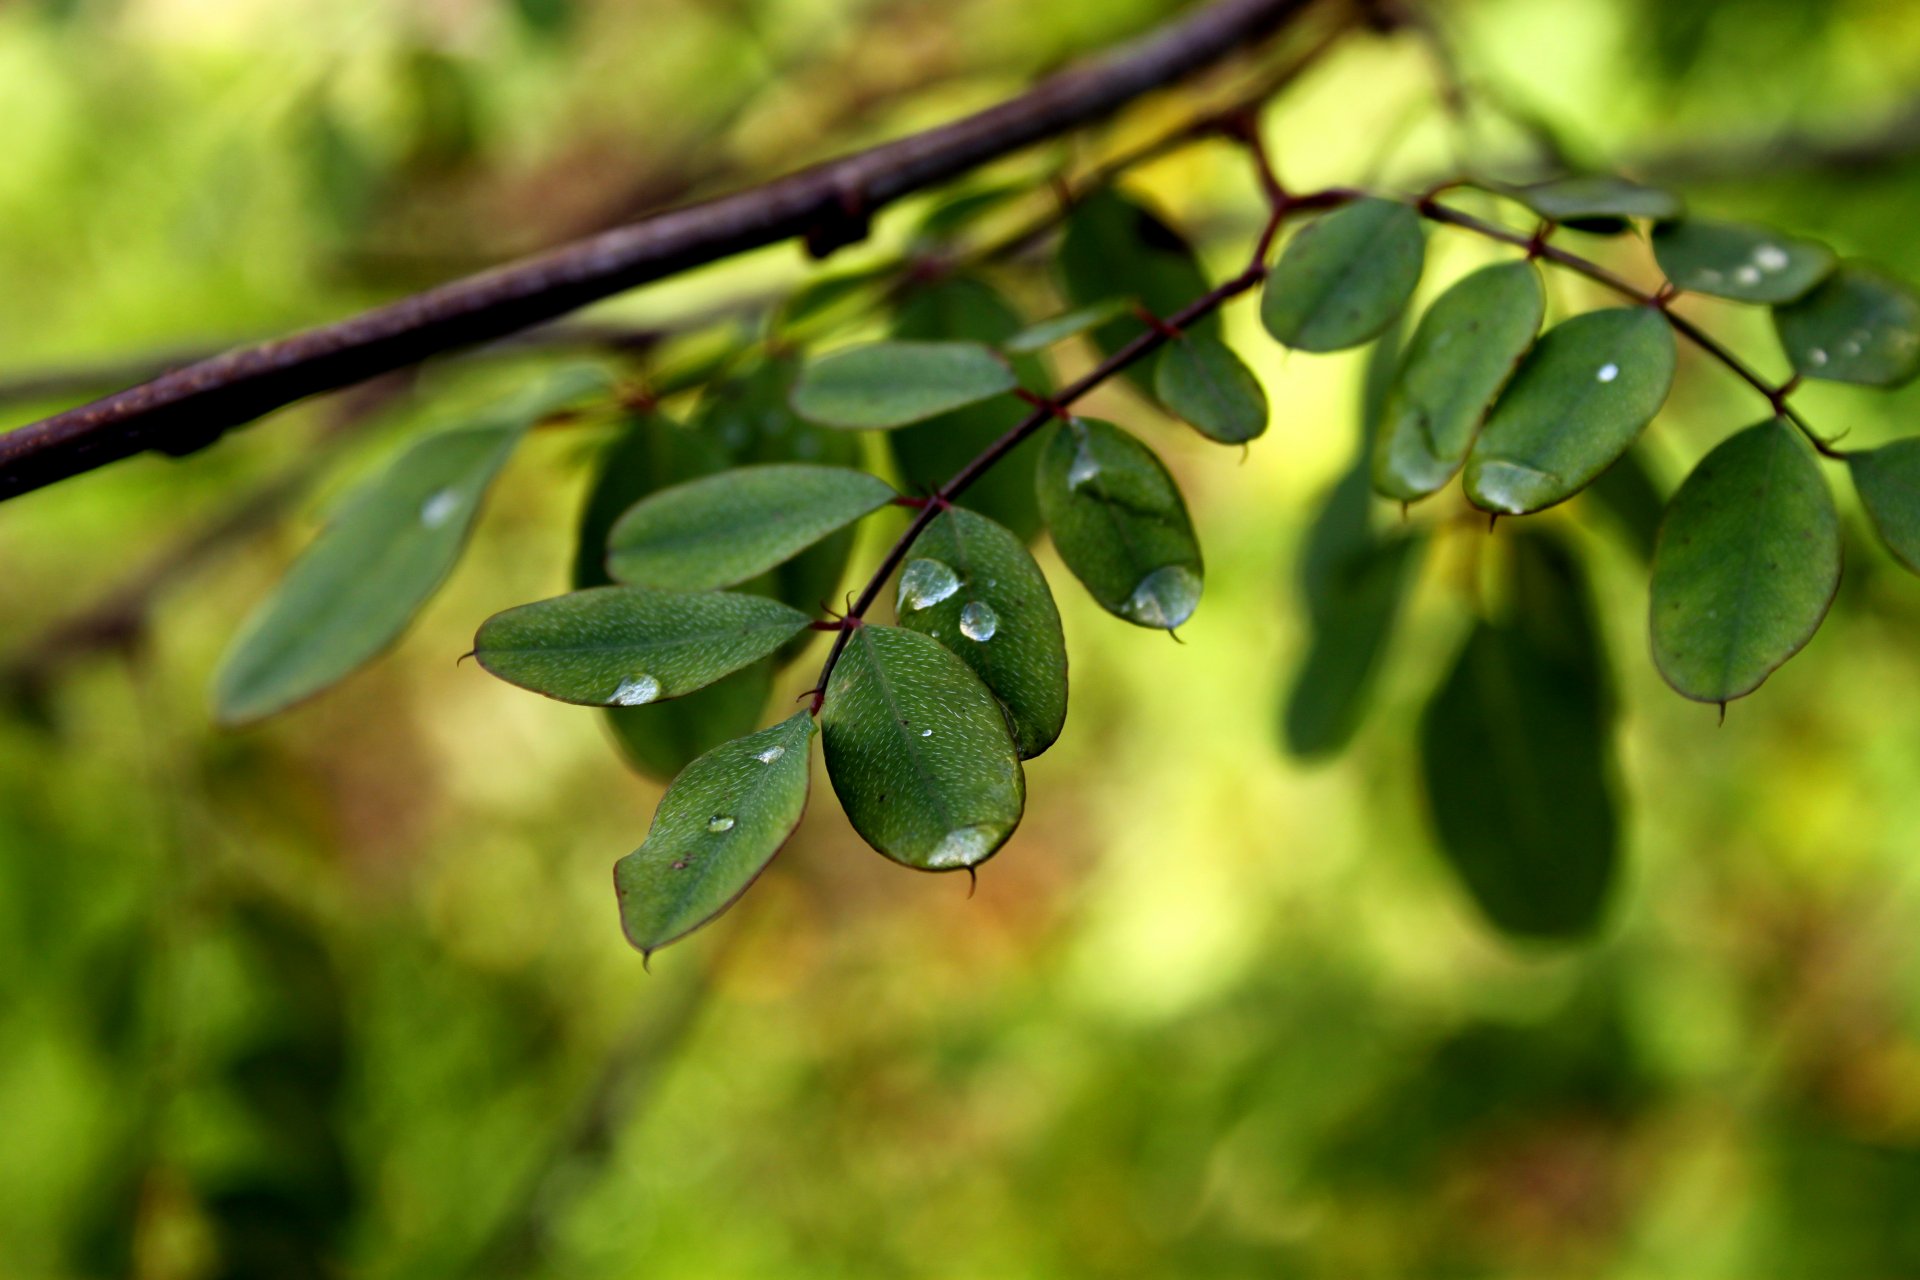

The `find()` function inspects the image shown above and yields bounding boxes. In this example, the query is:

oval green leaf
[1773,264,1920,387]
[1651,218,1834,304]
[1507,174,1681,234]
[1003,299,1133,354]
[1284,534,1422,759]
[1056,187,1217,358]
[1372,260,1545,500]
[1261,197,1425,353]
[1849,439,1920,575]
[606,463,894,591]
[790,340,1017,429]
[1036,419,1204,630]
[894,507,1067,758]
[475,587,810,706]
[615,712,816,957]
[1153,332,1269,444]
[1464,307,1677,514]
[1651,418,1841,703]
[820,624,1025,871]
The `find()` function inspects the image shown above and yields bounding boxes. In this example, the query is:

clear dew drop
[958,600,998,642]
[1596,363,1620,383]
[926,825,997,868]
[897,558,961,611]
[1122,564,1202,630]
[1066,441,1102,490]
[1809,347,1829,366]
[1734,265,1762,287]
[1754,244,1790,272]
[755,745,786,764]
[419,488,461,528]
[609,675,661,706]
[920,728,933,738]
[706,815,735,833]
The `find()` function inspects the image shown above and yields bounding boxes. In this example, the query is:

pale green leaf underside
[789,340,1017,429]
[1850,439,1920,576]
[1651,418,1840,703]
[1153,332,1269,444]
[821,624,1025,871]
[606,463,894,590]
[1651,218,1834,305]
[1262,197,1425,353]
[1773,264,1920,387]
[615,712,816,956]
[475,586,810,706]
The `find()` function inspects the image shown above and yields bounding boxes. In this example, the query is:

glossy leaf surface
[894,507,1067,758]
[1651,219,1834,304]
[1154,331,1269,444]
[1850,439,1920,575]
[1773,264,1920,387]
[615,712,816,957]
[1036,419,1203,630]
[821,625,1025,871]
[790,340,1017,429]
[1465,307,1677,514]
[1261,197,1425,353]
[1651,418,1841,703]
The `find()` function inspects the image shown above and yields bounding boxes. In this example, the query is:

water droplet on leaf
[1122,564,1202,629]
[706,815,735,833]
[926,825,997,868]
[897,558,961,611]
[755,745,786,764]
[958,601,999,642]
[609,674,661,706]
[420,488,460,528]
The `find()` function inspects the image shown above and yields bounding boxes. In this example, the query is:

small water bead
[1754,244,1791,272]
[706,815,735,833]
[920,728,933,738]
[1809,347,1829,366]
[609,674,661,706]
[926,825,997,868]
[897,558,961,611]
[1596,363,1620,383]
[419,488,461,528]
[958,600,999,642]
[1734,265,1763,287]
[1066,441,1102,490]
[1123,564,1202,630]
[755,745,786,764]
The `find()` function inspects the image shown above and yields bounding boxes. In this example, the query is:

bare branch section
[0,0,1321,503]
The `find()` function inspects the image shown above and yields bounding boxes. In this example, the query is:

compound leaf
[790,340,1017,429]
[1652,218,1834,304]
[1262,197,1425,353]
[1773,264,1920,387]
[1154,331,1269,444]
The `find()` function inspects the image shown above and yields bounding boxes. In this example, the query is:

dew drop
[1809,347,1829,366]
[1596,363,1619,383]
[1066,441,1102,490]
[897,558,961,611]
[706,815,735,833]
[755,745,786,764]
[609,675,661,706]
[920,728,933,738]
[1754,244,1790,272]
[1123,564,1202,630]
[1697,268,1724,285]
[958,600,999,642]
[926,825,997,868]
[419,488,460,528]
[1734,265,1762,287]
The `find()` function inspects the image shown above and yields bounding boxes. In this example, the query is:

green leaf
[1153,332,1269,444]
[1002,299,1133,354]
[1283,534,1422,758]
[1507,174,1682,234]
[1372,261,1545,501]
[1849,439,1920,575]
[614,712,816,957]
[1651,418,1841,703]
[1261,197,1425,353]
[214,366,609,725]
[1773,264,1920,387]
[894,507,1067,758]
[912,180,1027,245]
[606,463,894,591]
[1036,419,1204,630]
[1420,531,1617,940]
[1056,187,1217,359]
[790,340,1017,429]
[1652,218,1834,304]
[1358,308,1410,449]
[1464,307,1677,514]
[890,277,1047,541]
[1583,446,1666,562]
[474,587,810,706]
[820,625,1025,871]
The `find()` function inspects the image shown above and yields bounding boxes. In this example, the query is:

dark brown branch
[0,0,1322,503]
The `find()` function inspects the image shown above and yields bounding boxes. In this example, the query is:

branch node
[1013,388,1074,422]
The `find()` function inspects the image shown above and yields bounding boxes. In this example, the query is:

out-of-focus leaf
[912,180,1028,245]
[820,624,1025,871]
[1261,197,1425,353]
[775,266,897,333]
[1036,419,1203,630]
[214,366,610,725]
[1154,332,1269,444]
[1773,264,1920,387]
[1056,186,1216,374]
[894,507,1067,758]
[1003,299,1132,354]
[606,463,894,591]
[1651,418,1840,704]
[614,712,816,957]
[1283,534,1423,758]
[1373,261,1544,500]
[474,587,810,706]
[1465,307,1677,514]
[1506,174,1682,234]
[790,341,1017,430]
[1850,439,1920,575]
[1358,308,1409,450]
[1583,446,1666,562]
[1420,530,1617,940]
[1652,218,1834,304]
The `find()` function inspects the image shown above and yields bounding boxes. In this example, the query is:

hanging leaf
[1464,307,1677,514]
[1850,439,1920,575]
[474,587,810,706]
[775,266,897,334]
[1261,197,1426,353]
[614,712,816,957]
[1420,531,1618,940]
[1773,264,1920,387]
[1506,174,1682,234]
[789,340,1017,429]
[890,277,1047,541]
[1003,299,1133,354]
[1056,187,1217,360]
[214,366,610,725]
[820,624,1025,871]
[1036,419,1204,630]
[605,663,776,782]
[1583,446,1666,563]
[1651,219,1834,305]
[606,463,894,591]
[1153,332,1269,444]
[1283,534,1423,758]
[894,507,1067,758]
[911,180,1028,246]
[1372,261,1545,501]
[1651,418,1841,704]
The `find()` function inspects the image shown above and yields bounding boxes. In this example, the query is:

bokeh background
[6,0,1920,1275]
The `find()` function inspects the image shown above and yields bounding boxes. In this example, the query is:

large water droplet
[1123,564,1202,629]
[755,745,786,764]
[609,675,661,706]
[419,488,460,528]
[926,825,998,868]
[958,600,998,642]
[897,558,961,611]
[706,815,735,833]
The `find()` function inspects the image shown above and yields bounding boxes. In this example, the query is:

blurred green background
[7,0,1920,1275]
